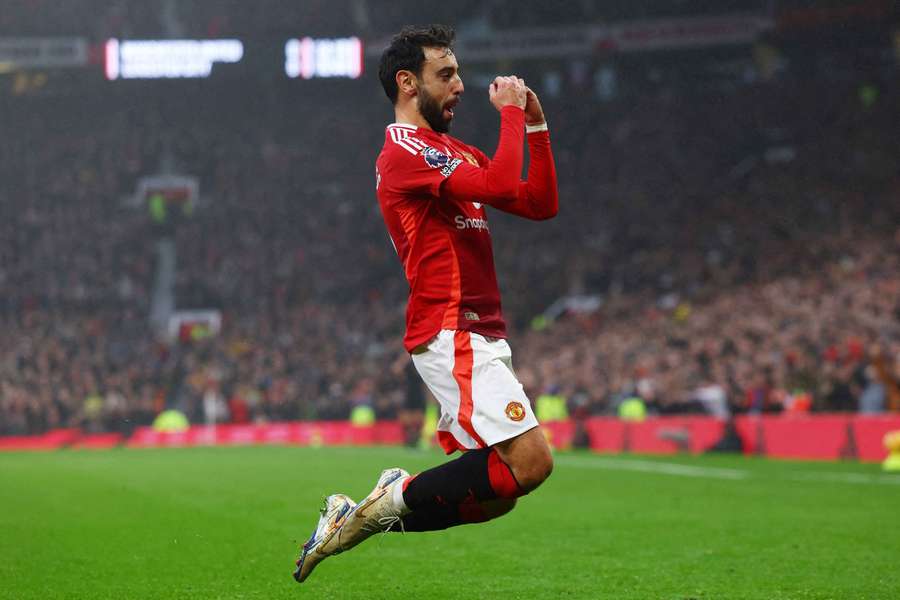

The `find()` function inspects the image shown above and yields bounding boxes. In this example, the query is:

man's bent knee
[494,427,554,493]
[516,449,553,492]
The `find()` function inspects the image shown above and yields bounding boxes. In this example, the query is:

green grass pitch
[2,446,898,599]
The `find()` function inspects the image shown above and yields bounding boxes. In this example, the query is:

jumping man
[294,23,559,582]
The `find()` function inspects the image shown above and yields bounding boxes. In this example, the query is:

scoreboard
[102,36,363,81]
[284,37,363,79]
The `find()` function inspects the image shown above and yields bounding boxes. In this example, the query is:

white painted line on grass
[786,472,900,486]
[555,455,900,487]
[555,456,750,480]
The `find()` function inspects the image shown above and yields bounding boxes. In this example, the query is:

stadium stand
[1,5,898,436]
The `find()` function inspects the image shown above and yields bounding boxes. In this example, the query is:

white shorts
[411,329,539,454]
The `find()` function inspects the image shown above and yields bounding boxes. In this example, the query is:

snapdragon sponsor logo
[455,215,490,232]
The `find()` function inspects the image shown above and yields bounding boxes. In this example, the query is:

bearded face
[417,83,457,133]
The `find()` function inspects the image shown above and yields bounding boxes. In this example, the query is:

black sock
[393,505,461,532]
[390,493,496,532]
[401,447,521,512]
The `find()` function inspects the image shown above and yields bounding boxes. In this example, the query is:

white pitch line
[786,472,900,486]
[555,455,750,480]
[555,455,900,487]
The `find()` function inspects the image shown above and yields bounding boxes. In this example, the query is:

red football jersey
[376,106,558,351]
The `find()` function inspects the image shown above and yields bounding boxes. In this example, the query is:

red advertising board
[852,416,900,462]
[1,416,896,463]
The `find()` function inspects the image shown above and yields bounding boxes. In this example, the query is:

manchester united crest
[505,401,526,422]
[460,150,479,166]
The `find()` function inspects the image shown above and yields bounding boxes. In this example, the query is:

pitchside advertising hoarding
[4,416,900,463]
[102,36,363,80]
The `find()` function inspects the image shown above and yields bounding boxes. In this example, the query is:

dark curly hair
[378,24,456,104]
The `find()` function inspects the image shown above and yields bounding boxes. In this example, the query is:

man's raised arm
[442,82,558,220]
[440,76,525,203]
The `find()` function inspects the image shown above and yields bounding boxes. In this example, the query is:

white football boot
[333,467,410,552]
[293,493,356,583]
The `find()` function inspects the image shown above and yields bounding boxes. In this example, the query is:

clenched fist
[489,76,527,112]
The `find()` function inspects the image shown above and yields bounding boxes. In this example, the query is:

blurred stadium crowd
[1,2,899,435]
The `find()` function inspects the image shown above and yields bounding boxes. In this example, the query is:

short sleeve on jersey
[384,137,463,199]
